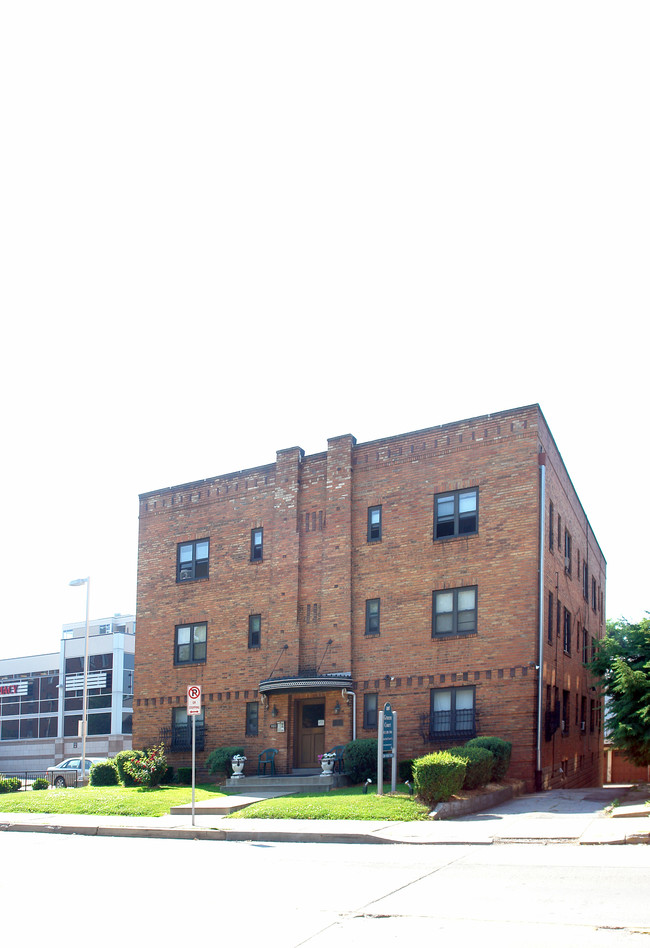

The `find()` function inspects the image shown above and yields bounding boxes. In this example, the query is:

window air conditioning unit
[180,569,192,580]
[565,556,571,570]
[581,721,586,731]
[561,720,566,730]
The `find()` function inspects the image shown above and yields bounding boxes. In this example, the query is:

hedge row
[412,736,512,804]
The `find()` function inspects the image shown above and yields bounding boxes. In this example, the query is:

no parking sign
[187,685,202,714]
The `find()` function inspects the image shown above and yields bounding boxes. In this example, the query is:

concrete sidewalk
[0,785,648,846]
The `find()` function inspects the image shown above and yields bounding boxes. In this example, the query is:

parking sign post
[187,686,202,825]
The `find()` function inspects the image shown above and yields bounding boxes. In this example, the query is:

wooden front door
[296,700,325,768]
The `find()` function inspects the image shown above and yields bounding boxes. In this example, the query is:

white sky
[1,2,648,660]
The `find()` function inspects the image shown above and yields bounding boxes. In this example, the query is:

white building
[0,615,134,775]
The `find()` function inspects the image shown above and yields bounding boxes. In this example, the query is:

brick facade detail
[134,405,606,791]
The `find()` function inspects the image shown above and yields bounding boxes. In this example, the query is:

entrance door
[296,700,325,768]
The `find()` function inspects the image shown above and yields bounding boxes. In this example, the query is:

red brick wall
[134,405,605,791]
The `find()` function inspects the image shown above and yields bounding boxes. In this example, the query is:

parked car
[47,757,107,788]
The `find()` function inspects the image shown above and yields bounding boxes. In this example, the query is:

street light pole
[69,577,90,784]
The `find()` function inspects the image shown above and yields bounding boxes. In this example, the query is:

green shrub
[176,767,192,785]
[90,760,119,787]
[412,751,467,806]
[205,746,245,778]
[123,744,168,788]
[398,759,415,782]
[343,739,390,784]
[447,745,494,789]
[114,750,145,786]
[32,778,49,791]
[465,736,512,781]
[163,766,174,784]
[0,779,10,793]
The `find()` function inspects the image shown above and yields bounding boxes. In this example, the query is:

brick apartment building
[133,404,606,791]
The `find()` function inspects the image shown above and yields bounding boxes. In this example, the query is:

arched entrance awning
[258,673,353,695]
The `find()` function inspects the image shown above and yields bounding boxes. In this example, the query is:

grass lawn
[0,784,226,818]
[227,783,430,821]
[0,782,430,821]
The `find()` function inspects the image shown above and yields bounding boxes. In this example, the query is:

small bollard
[363,778,372,794]
[405,780,413,796]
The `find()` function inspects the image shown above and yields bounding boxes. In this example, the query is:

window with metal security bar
[162,707,206,752]
[177,539,209,582]
[429,686,475,739]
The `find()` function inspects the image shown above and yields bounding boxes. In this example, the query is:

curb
[432,780,526,820]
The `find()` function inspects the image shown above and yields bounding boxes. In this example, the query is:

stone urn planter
[231,755,246,777]
[319,753,336,775]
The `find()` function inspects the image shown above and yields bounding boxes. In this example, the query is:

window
[174,623,207,665]
[564,530,572,575]
[563,608,572,655]
[246,701,259,736]
[583,562,589,600]
[592,577,597,611]
[177,539,209,582]
[430,686,475,738]
[251,528,263,562]
[88,712,111,735]
[367,505,382,542]
[547,591,553,644]
[248,614,261,649]
[549,501,554,550]
[20,718,38,739]
[1,720,19,740]
[562,690,570,735]
[39,717,57,738]
[363,693,378,729]
[433,586,477,636]
[434,488,478,539]
[365,599,380,636]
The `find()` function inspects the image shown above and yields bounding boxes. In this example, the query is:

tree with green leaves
[590,616,650,766]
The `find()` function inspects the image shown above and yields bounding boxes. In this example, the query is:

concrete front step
[225,773,348,794]
[170,791,290,816]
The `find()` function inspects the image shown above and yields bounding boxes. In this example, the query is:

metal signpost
[187,685,201,826]
[377,701,397,795]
